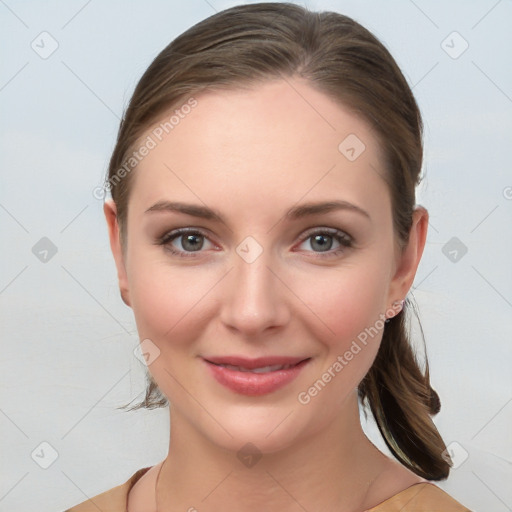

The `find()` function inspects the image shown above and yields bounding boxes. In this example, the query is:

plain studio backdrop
[1,1,511,511]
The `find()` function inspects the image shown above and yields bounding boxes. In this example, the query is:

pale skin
[105,78,429,511]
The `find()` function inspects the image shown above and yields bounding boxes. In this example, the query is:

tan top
[63,466,472,512]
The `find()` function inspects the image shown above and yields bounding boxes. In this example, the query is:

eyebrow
[145,200,370,222]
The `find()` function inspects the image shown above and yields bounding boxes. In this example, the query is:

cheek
[292,269,389,414]
[126,251,213,347]
[126,261,219,400]
[292,262,390,349]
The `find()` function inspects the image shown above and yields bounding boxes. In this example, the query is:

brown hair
[108,2,452,480]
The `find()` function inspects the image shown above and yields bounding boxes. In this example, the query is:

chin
[199,396,324,457]
[210,420,304,457]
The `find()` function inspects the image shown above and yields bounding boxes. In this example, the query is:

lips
[202,355,311,396]
[213,363,296,373]
[204,355,307,370]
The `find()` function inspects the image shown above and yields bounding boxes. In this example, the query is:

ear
[387,206,429,309]
[104,199,131,308]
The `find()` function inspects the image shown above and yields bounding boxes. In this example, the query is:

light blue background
[1,1,511,511]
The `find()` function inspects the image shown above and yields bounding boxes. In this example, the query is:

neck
[156,394,390,512]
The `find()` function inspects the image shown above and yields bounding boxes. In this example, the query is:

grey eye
[309,234,335,252]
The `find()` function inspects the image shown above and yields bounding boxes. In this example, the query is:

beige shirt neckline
[64,465,472,512]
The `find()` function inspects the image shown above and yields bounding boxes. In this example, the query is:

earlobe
[388,206,429,306]
[103,199,131,308]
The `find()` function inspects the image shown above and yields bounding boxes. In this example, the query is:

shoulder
[62,466,152,512]
[364,458,472,512]
[366,482,472,511]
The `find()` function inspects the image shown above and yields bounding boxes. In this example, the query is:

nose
[219,248,291,338]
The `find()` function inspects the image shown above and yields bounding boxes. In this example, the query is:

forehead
[129,78,389,221]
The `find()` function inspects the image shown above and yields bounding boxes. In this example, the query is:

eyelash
[156,227,354,259]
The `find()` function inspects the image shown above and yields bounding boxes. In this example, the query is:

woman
[65,3,471,511]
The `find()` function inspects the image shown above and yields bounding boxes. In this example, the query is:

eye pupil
[311,234,332,252]
[182,234,203,251]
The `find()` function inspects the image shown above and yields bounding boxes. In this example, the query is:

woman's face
[106,78,426,454]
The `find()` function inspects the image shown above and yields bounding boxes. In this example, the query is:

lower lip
[203,359,310,396]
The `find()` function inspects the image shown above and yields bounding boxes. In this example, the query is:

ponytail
[358,299,452,480]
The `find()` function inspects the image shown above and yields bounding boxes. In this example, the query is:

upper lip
[203,355,310,369]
